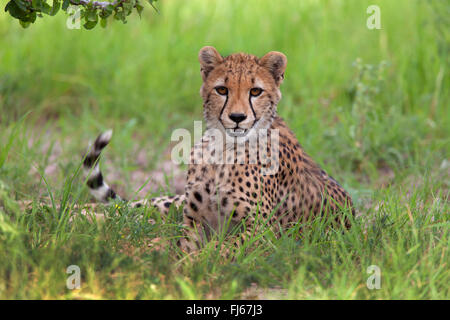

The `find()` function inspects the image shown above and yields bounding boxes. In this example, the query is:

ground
[0,0,448,299]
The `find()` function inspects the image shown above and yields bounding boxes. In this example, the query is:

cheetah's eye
[250,87,263,97]
[215,86,228,96]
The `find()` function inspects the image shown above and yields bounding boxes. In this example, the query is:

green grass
[0,0,448,299]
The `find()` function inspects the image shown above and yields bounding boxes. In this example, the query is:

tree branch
[6,0,156,29]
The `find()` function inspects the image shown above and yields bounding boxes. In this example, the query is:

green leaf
[99,5,113,19]
[13,0,29,11]
[5,1,27,20]
[136,3,144,18]
[100,17,107,28]
[114,9,125,21]
[49,0,61,16]
[104,4,114,14]
[62,0,70,11]
[6,1,37,23]
[19,20,31,28]
[123,1,134,13]
[147,0,159,13]
[27,11,37,22]
[84,19,98,29]
[86,8,98,22]
[40,3,53,15]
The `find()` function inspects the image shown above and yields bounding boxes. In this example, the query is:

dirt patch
[241,283,288,300]
[25,130,186,201]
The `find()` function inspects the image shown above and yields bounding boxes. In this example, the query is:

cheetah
[83,46,354,252]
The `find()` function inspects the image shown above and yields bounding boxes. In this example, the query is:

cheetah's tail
[83,130,120,203]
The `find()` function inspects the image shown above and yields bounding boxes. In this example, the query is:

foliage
[4,0,157,29]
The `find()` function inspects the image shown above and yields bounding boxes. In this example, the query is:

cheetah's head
[198,46,287,138]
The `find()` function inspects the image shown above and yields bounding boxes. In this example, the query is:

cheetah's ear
[198,46,223,81]
[260,51,287,85]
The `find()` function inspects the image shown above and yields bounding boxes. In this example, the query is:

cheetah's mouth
[226,128,249,137]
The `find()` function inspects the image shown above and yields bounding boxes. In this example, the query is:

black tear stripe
[248,95,257,120]
[219,95,229,120]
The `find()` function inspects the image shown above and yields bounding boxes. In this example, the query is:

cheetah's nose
[229,113,247,124]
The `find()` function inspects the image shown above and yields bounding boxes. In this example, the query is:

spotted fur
[83,47,354,252]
